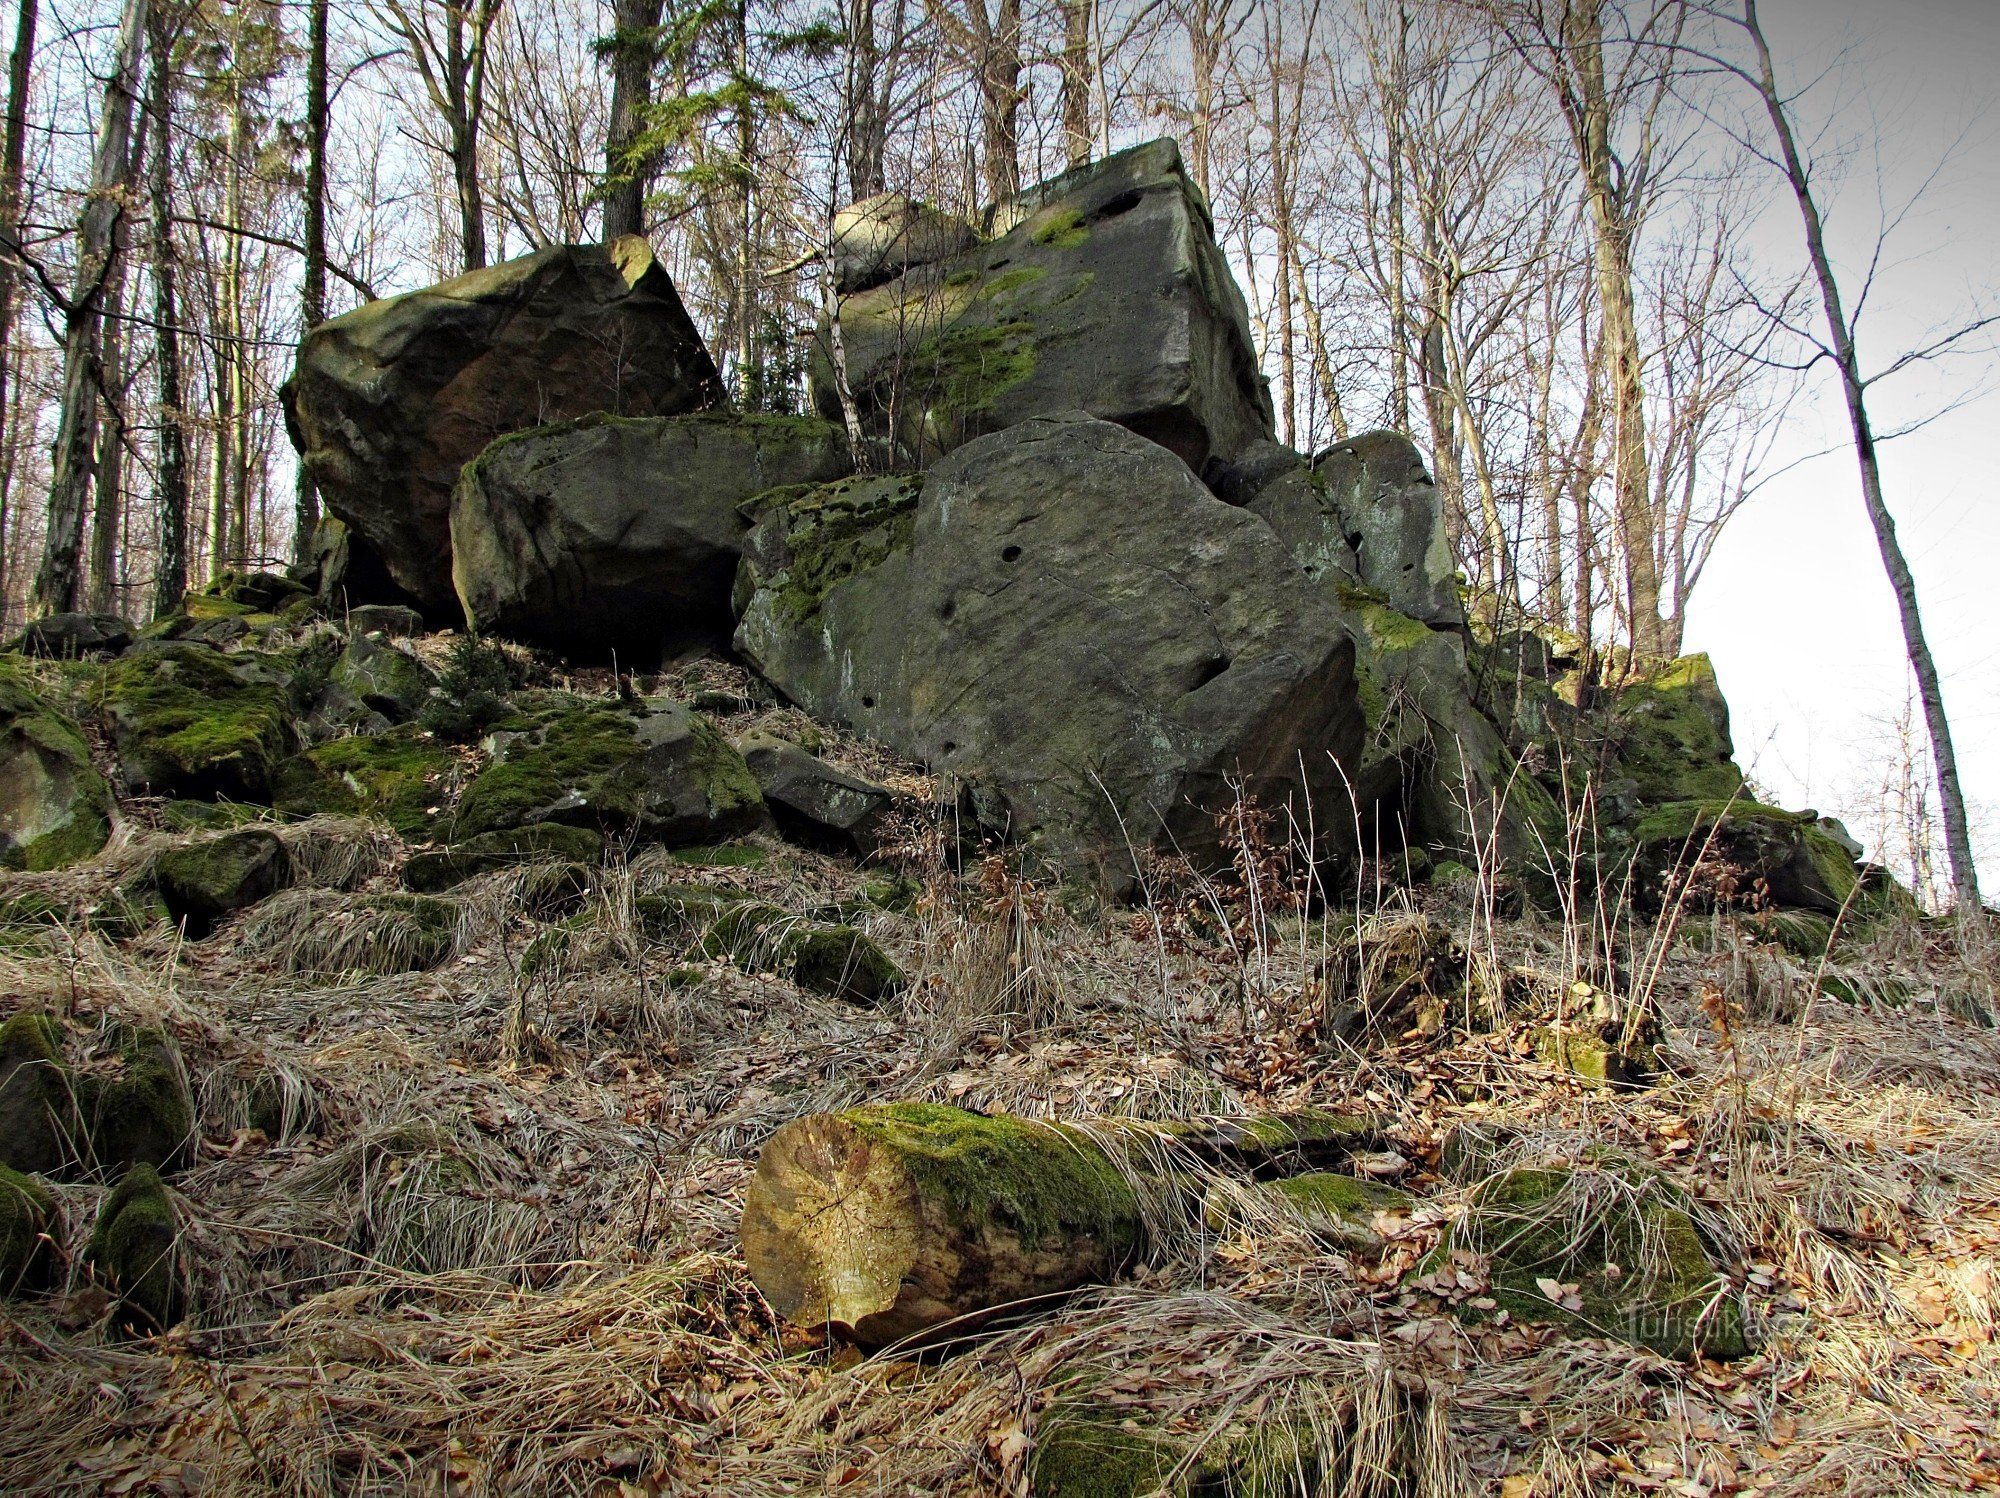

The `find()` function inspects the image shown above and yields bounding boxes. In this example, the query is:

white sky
[1680,0,2000,883]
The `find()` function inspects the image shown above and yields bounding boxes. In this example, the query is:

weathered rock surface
[0,1012,74,1176]
[402,821,604,892]
[0,1163,57,1293]
[10,612,133,658]
[451,411,850,656]
[736,733,896,857]
[736,414,1362,882]
[451,696,764,845]
[323,632,438,727]
[831,193,978,295]
[283,237,726,610]
[99,644,296,800]
[0,661,113,871]
[150,827,295,937]
[86,1163,181,1331]
[817,140,1275,472]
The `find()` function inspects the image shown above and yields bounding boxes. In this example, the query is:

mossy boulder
[194,568,313,614]
[0,1162,57,1293]
[321,632,438,726]
[1268,1172,1412,1254]
[698,904,906,1003]
[735,415,1362,889]
[451,409,851,658]
[736,732,896,857]
[10,611,132,658]
[86,1164,181,1331]
[1605,654,1744,808]
[89,1029,194,1175]
[271,726,457,836]
[0,1012,79,1176]
[150,827,294,936]
[452,697,764,846]
[1031,1404,1334,1497]
[1630,800,1861,916]
[818,138,1274,470]
[98,643,295,800]
[0,659,113,870]
[402,821,603,892]
[1431,1154,1749,1360]
[635,881,759,943]
[283,238,728,610]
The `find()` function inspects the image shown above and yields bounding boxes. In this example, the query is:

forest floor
[2,666,1998,1496]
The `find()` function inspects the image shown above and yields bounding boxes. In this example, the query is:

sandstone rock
[283,237,726,610]
[737,732,895,857]
[0,661,112,871]
[817,140,1274,472]
[831,193,978,295]
[347,604,425,638]
[1629,799,1861,916]
[86,1164,181,1332]
[451,696,764,846]
[736,414,1361,883]
[100,644,296,801]
[9,611,132,658]
[151,828,295,937]
[327,632,437,724]
[451,411,849,657]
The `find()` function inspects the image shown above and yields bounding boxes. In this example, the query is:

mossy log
[741,1103,1386,1346]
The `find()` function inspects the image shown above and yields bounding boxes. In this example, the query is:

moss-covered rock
[271,725,458,836]
[86,1163,181,1331]
[0,1162,57,1293]
[1630,799,1860,916]
[0,659,113,871]
[402,821,603,892]
[1268,1172,1412,1253]
[98,643,295,800]
[89,1030,194,1175]
[697,904,906,1003]
[321,632,438,725]
[150,827,294,937]
[1031,1414,1188,1498]
[1430,1154,1748,1359]
[1606,655,1745,807]
[452,696,763,846]
[0,1012,79,1176]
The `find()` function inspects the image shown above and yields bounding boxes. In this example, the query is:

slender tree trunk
[1058,0,1094,167]
[293,0,328,563]
[31,0,148,617]
[842,0,891,199]
[976,0,1021,202]
[602,0,664,240]
[0,0,38,503]
[1564,1,1662,657]
[87,253,131,612]
[1742,0,1980,911]
[150,1,187,618]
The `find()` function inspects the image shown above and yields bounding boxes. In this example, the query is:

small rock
[151,828,295,937]
[9,612,133,658]
[0,1163,58,1294]
[737,733,895,858]
[86,1164,181,1332]
[346,604,425,638]
[402,822,604,892]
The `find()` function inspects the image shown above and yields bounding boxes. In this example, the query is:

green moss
[976,265,1049,300]
[676,713,764,826]
[453,705,645,836]
[1030,205,1091,248]
[275,727,457,836]
[1610,654,1745,806]
[86,1163,180,1331]
[784,924,905,1004]
[1338,589,1435,655]
[0,1162,56,1293]
[762,477,922,627]
[1631,799,1860,913]
[1531,1026,1655,1090]
[637,883,759,942]
[0,1010,79,1178]
[670,842,768,869]
[151,827,292,934]
[1272,1172,1409,1219]
[90,1030,193,1174]
[1432,1156,1747,1359]
[99,645,294,799]
[841,1102,1140,1252]
[912,321,1037,417]
[0,660,113,871]
[1741,909,1836,959]
[1031,1415,1181,1498]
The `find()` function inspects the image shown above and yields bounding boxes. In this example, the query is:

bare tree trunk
[87,250,131,612]
[842,0,890,199]
[0,0,37,487]
[602,0,663,240]
[149,0,187,618]
[977,0,1021,201]
[1741,0,1980,911]
[293,0,328,563]
[1059,0,1094,167]
[31,0,148,617]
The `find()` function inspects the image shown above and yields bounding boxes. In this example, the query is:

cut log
[739,1102,1386,1346]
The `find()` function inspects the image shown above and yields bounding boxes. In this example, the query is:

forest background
[0,0,1992,898]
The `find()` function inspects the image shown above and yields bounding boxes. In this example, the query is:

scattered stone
[270,725,458,836]
[325,632,438,724]
[89,1029,195,1175]
[150,828,295,937]
[346,604,425,638]
[696,903,906,1004]
[99,643,296,800]
[9,611,132,658]
[0,660,113,871]
[736,414,1361,885]
[451,410,851,657]
[1630,799,1861,915]
[736,732,895,858]
[284,237,727,610]
[818,139,1275,471]
[0,1163,57,1294]
[0,1012,78,1176]
[86,1163,181,1332]
[402,821,604,892]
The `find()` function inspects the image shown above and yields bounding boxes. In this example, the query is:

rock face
[0,662,113,871]
[451,411,850,657]
[817,139,1275,474]
[736,414,1362,882]
[737,733,896,857]
[10,612,133,658]
[831,193,978,295]
[283,237,726,610]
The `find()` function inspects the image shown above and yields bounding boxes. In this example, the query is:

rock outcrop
[736,414,1361,882]
[451,411,850,657]
[283,237,726,611]
[0,660,113,870]
[816,139,1275,473]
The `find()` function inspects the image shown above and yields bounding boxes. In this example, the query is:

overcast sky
[1680,0,2000,887]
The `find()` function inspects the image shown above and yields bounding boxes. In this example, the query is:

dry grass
[3,790,2000,1496]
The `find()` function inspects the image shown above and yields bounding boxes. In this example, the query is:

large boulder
[451,411,851,658]
[9,612,132,658]
[283,237,726,611]
[816,140,1275,474]
[98,643,295,801]
[831,193,979,295]
[734,414,1362,883]
[0,661,113,870]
